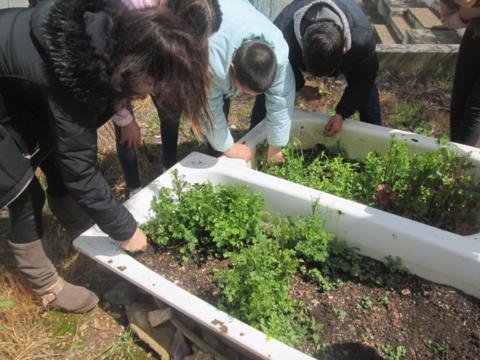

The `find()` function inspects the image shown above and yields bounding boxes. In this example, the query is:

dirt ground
[0,73,464,359]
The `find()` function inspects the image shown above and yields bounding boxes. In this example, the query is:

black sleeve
[335,43,378,119]
[45,90,137,241]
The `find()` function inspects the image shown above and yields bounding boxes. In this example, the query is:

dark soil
[135,244,480,360]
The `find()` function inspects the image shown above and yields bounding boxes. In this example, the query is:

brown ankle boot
[8,240,98,313]
[47,194,92,237]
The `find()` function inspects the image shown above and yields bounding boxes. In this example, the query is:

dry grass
[0,273,64,359]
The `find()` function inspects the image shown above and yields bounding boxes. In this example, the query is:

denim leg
[114,123,141,189]
[358,84,382,126]
[159,114,180,169]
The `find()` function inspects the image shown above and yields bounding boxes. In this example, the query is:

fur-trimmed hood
[30,0,118,112]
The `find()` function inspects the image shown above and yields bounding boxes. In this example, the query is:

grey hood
[293,0,352,52]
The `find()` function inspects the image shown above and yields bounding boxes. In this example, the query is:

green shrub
[261,138,480,234]
[141,171,264,256]
[213,236,302,343]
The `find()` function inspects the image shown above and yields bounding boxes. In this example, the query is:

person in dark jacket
[0,0,211,312]
[251,0,381,137]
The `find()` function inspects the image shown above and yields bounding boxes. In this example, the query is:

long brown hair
[108,7,211,130]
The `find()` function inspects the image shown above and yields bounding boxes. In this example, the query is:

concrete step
[389,15,412,43]
[405,28,460,44]
[406,7,444,29]
[374,24,397,44]
[375,0,425,19]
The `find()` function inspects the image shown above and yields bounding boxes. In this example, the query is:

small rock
[169,329,191,360]
[147,308,172,328]
[401,288,411,296]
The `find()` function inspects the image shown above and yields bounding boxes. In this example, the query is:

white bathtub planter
[236,109,480,298]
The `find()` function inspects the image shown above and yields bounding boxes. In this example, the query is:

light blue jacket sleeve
[265,61,295,148]
[201,79,234,153]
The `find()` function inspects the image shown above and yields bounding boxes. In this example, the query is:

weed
[385,256,409,274]
[380,344,408,360]
[380,296,390,307]
[426,339,450,360]
[361,332,375,341]
[101,328,149,360]
[332,307,347,322]
[392,103,427,127]
[357,296,374,310]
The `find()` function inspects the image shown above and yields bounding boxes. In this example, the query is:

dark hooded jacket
[275,0,378,119]
[0,0,137,241]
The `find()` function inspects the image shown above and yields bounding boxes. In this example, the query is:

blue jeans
[250,83,382,128]
[115,102,181,189]
[357,83,382,126]
[115,124,141,190]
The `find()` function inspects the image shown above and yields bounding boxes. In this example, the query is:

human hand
[121,120,142,149]
[323,113,344,137]
[455,0,477,8]
[224,143,252,162]
[121,227,148,253]
[267,145,284,164]
[298,86,320,102]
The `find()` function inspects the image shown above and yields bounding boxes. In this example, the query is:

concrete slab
[406,28,460,44]
[376,43,458,76]
[375,24,396,44]
[375,0,424,18]
[390,15,411,43]
[407,7,443,29]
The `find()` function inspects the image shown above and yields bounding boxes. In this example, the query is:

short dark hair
[302,21,344,77]
[232,41,277,93]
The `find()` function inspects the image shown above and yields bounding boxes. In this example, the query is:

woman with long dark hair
[112,0,222,197]
[0,0,210,313]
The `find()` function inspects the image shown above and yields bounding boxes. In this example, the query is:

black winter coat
[0,0,137,241]
[275,0,378,119]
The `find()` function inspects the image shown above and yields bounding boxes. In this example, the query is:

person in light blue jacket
[203,0,295,163]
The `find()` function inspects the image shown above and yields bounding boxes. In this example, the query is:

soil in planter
[135,246,480,360]
[138,175,480,359]
[258,139,480,235]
